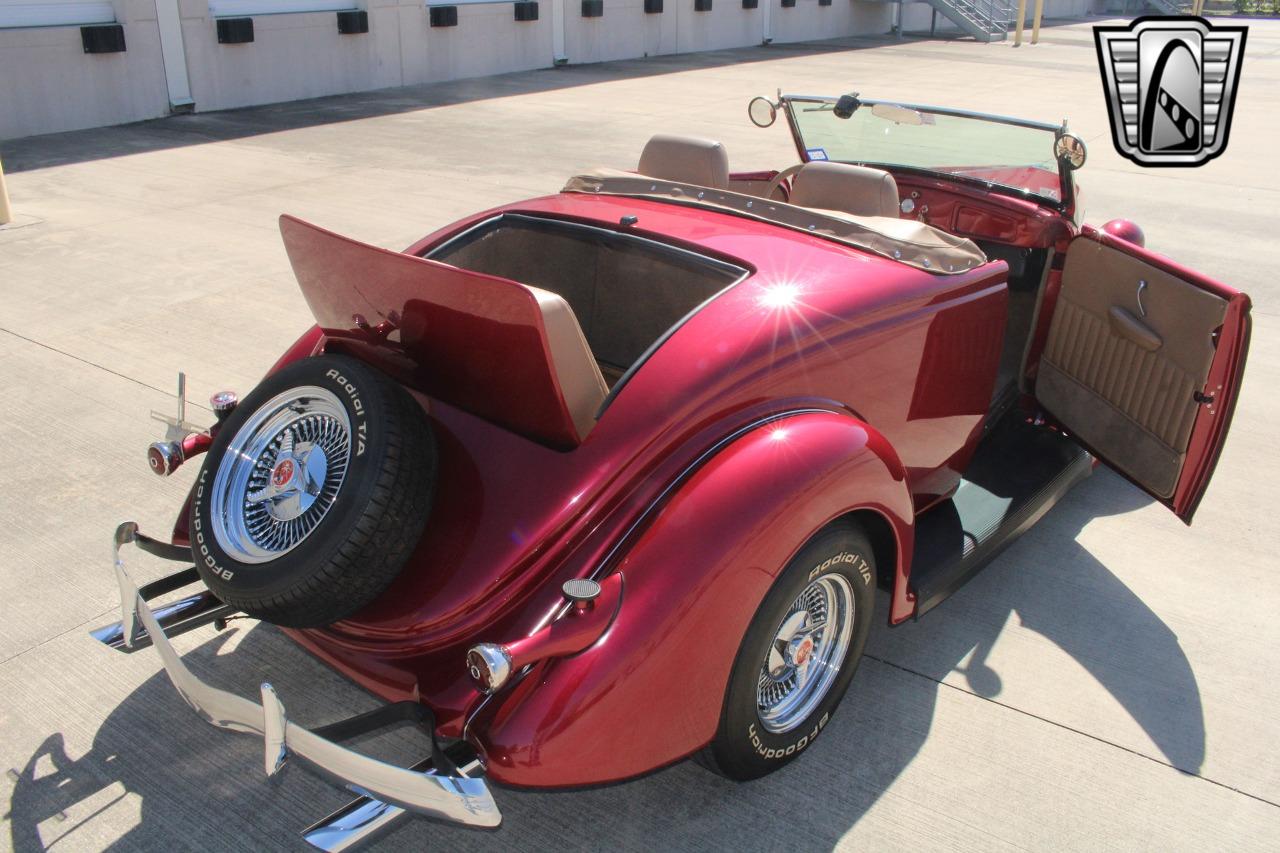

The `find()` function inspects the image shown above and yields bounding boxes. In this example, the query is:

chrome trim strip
[778,94,1069,212]
[422,211,752,419]
[780,93,1062,131]
[595,266,750,418]
[106,523,502,830]
[423,212,750,278]
[461,407,837,740]
[531,407,834,634]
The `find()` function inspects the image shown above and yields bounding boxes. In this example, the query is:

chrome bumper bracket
[96,522,503,846]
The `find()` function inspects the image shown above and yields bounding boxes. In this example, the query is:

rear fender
[470,411,913,788]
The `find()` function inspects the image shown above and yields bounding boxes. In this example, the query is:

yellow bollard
[0,156,11,226]
[1013,0,1027,46]
[1031,0,1044,44]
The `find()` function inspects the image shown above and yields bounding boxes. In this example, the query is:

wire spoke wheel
[192,355,436,628]
[209,386,352,564]
[755,573,856,734]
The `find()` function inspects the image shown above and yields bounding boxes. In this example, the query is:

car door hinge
[1194,391,1215,405]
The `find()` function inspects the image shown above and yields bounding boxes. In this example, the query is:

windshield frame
[779,94,1076,216]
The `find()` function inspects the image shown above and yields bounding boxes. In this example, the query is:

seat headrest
[638,134,730,189]
[788,162,901,218]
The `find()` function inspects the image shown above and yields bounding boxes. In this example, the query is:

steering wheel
[763,163,807,202]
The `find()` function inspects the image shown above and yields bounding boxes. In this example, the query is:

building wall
[0,0,171,139]
[562,0,673,64]
[770,0,891,46]
[0,0,1089,141]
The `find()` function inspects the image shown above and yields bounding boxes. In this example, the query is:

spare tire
[190,354,436,627]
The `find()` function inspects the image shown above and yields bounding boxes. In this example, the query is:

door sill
[910,413,1093,618]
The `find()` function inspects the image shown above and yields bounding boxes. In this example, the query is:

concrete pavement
[2,19,1279,851]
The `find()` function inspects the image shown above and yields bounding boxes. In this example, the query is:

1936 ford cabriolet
[94,92,1251,848]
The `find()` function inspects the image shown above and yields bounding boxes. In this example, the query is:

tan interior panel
[1038,238,1227,498]
[726,179,787,201]
[430,215,743,382]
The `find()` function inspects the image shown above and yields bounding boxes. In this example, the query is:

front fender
[470,411,913,788]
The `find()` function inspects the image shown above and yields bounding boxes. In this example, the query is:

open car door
[1034,226,1251,523]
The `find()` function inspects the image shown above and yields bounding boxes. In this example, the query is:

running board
[910,416,1093,618]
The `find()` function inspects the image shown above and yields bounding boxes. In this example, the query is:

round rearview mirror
[748,96,777,128]
[1055,133,1087,169]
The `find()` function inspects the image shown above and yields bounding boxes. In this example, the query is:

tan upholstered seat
[637,134,730,189]
[522,284,609,442]
[788,161,901,218]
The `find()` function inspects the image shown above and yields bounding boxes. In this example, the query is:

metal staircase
[1145,0,1237,11]
[1144,0,1192,12]
[919,0,1015,43]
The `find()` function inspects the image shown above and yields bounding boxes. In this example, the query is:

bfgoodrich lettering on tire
[191,354,436,628]
[702,520,875,780]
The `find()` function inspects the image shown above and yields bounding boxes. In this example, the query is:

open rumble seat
[280,215,608,449]
[425,213,746,387]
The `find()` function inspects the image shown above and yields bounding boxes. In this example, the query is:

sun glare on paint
[758,283,802,311]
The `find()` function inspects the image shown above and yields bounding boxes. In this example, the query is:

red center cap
[794,637,814,666]
[271,458,295,487]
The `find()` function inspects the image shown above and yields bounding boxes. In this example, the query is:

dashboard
[889,173,1074,250]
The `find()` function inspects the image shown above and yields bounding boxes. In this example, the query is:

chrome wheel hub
[756,573,856,734]
[210,386,351,564]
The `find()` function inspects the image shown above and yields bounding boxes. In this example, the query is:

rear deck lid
[279,214,586,449]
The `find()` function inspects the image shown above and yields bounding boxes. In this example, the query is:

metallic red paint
[470,411,912,787]
[500,573,623,674]
[1100,218,1146,249]
[279,214,589,449]
[179,173,1244,789]
[254,192,1008,782]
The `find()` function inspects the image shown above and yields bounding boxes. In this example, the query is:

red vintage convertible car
[95,92,1250,848]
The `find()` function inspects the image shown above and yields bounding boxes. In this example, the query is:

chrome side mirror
[748,96,777,128]
[1055,133,1087,169]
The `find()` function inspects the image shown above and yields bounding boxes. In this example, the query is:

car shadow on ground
[6,470,1202,851]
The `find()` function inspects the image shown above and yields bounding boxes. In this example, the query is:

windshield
[787,97,1065,206]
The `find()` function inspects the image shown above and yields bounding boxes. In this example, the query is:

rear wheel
[702,521,875,780]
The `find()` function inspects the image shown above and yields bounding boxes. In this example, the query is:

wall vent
[428,5,457,26]
[81,23,125,53]
[336,9,367,32]
[216,17,254,43]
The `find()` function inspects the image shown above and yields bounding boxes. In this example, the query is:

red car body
[98,97,1250,842]
[159,181,1246,790]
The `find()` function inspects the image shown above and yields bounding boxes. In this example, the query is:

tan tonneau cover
[563,169,987,275]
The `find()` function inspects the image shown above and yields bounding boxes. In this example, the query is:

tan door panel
[1038,239,1226,498]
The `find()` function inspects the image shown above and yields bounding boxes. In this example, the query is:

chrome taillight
[465,576,622,694]
[466,644,513,694]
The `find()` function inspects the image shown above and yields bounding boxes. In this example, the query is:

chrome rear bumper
[96,522,502,841]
